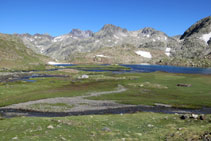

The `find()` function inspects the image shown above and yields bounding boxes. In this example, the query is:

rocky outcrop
[177,16,211,59]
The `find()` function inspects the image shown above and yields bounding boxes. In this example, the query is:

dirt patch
[58,69,79,74]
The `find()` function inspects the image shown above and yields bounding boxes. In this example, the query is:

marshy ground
[0,65,211,140]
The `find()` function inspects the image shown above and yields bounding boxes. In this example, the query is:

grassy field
[89,72,211,108]
[0,70,211,108]
[0,76,118,107]
[1,68,211,140]
[0,112,210,140]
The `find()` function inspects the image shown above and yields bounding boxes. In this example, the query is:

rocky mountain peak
[141,27,157,34]
[69,29,93,38]
[101,24,127,33]
[180,16,211,39]
[95,24,128,38]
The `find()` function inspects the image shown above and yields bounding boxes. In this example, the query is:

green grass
[0,75,118,107]
[88,72,211,108]
[0,70,211,109]
[0,112,210,140]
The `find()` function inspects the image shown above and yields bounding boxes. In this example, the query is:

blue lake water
[53,64,211,75]
[121,64,211,74]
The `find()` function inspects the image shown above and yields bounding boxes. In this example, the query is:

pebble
[180,115,188,120]
[147,124,154,127]
[190,114,198,119]
[121,138,126,141]
[61,137,67,141]
[12,137,18,140]
[101,127,111,132]
[199,115,205,120]
[164,116,168,120]
[177,128,182,131]
[47,125,54,129]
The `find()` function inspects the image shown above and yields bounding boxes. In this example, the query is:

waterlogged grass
[0,76,118,107]
[0,70,211,109]
[0,113,210,140]
[88,72,211,108]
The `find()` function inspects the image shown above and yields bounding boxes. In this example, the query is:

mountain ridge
[8,16,211,67]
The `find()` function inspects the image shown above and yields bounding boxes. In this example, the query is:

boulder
[177,83,192,87]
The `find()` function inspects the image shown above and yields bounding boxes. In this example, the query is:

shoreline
[1,105,211,118]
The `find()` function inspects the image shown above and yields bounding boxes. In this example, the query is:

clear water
[53,64,211,75]
[121,64,211,74]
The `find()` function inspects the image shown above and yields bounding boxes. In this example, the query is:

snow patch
[165,53,170,56]
[48,61,70,65]
[135,51,152,59]
[139,63,150,65]
[153,39,156,42]
[165,48,171,52]
[53,35,68,42]
[200,32,211,44]
[95,54,109,58]
[165,48,171,56]
[114,35,120,39]
[40,48,44,53]
[164,37,167,40]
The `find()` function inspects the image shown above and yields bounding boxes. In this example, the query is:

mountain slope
[18,25,179,61]
[179,16,211,59]
[0,33,49,70]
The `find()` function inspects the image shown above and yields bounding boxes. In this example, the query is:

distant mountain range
[1,16,211,68]
[16,25,180,60]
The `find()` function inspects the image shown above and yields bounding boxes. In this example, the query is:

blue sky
[0,0,210,36]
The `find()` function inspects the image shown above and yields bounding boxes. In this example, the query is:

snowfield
[165,48,171,56]
[95,55,109,58]
[48,62,70,65]
[200,32,211,44]
[135,51,152,59]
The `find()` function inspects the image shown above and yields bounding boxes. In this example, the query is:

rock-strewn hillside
[0,33,49,70]
[159,16,211,67]
[179,16,211,59]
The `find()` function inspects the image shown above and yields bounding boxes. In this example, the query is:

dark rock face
[173,16,211,59]
[180,16,211,39]
[180,16,211,58]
